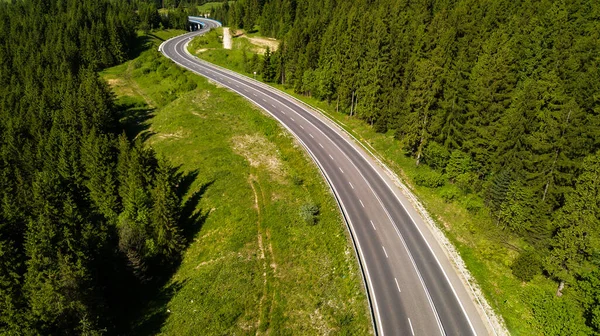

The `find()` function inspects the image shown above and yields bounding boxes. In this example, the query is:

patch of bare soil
[232,134,286,182]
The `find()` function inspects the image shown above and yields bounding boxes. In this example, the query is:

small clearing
[246,36,279,52]
[232,134,286,182]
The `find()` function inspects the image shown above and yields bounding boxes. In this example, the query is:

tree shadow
[116,101,156,141]
[147,33,166,42]
[180,179,215,246]
[128,34,153,61]
[126,175,215,335]
[129,280,186,335]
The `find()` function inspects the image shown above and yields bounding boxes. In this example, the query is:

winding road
[160,17,494,336]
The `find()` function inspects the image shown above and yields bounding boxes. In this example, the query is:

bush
[414,169,445,188]
[291,174,304,186]
[512,250,542,282]
[422,142,450,170]
[463,195,484,213]
[300,202,320,225]
[439,185,460,203]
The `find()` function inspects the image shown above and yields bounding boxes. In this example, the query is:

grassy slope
[101,31,371,335]
[187,28,564,335]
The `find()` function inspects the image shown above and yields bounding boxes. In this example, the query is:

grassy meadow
[100,31,371,335]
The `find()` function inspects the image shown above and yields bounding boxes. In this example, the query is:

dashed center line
[329,154,334,160]
[382,246,388,258]
[359,199,365,207]
[253,93,257,97]
[262,98,267,102]
[370,220,376,231]
[395,277,401,293]
[349,182,354,189]
[271,104,276,108]
[290,117,295,121]
[300,125,304,129]
[319,143,324,148]
[309,134,314,138]
[339,167,344,174]
[408,318,415,336]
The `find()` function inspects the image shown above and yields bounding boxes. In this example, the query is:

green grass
[186,28,568,335]
[101,33,371,335]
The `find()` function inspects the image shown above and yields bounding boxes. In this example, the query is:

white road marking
[408,318,415,335]
[395,277,401,293]
[349,182,354,189]
[262,98,267,102]
[253,93,257,97]
[339,167,344,174]
[329,154,334,160]
[309,134,314,138]
[370,220,376,231]
[300,125,304,129]
[382,246,388,258]
[290,117,294,121]
[271,104,276,108]
[319,143,324,148]
[359,199,365,207]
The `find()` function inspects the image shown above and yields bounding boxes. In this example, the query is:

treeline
[0,0,192,334]
[216,0,600,333]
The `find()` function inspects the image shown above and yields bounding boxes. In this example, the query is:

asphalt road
[160,17,492,336]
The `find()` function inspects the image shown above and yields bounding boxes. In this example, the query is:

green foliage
[299,202,320,225]
[414,169,445,188]
[423,142,450,171]
[511,250,542,282]
[0,1,189,333]
[530,290,591,336]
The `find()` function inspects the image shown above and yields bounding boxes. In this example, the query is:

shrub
[512,250,542,282]
[291,174,304,186]
[414,169,445,188]
[439,185,460,203]
[422,142,450,170]
[463,195,484,213]
[300,202,320,225]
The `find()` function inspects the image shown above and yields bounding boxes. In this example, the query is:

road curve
[160,17,493,336]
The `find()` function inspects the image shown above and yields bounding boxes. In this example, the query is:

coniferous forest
[0,0,208,334]
[212,0,600,333]
[1,0,599,334]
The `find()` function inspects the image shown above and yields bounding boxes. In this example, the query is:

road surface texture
[160,17,498,336]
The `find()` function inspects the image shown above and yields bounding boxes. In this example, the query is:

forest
[211,0,600,333]
[0,0,214,334]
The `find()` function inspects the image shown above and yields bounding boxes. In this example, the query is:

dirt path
[223,27,232,50]
[249,176,270,335]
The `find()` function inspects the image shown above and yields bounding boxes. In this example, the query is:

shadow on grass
[117,100,156,141]
[128,34,153,61]
[126,177,215,335]
[129,280,186,335]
